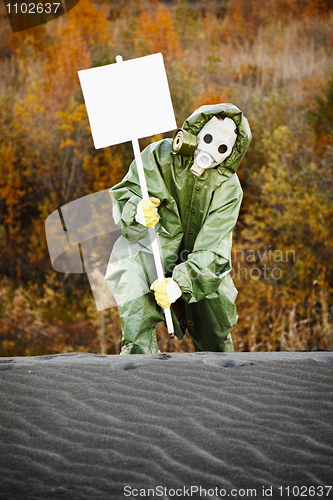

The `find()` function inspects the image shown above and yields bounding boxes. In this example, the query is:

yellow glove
[150,278,182,309]
[135,197,160,228]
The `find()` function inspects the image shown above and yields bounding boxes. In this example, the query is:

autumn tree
[306,72,333,150]
[233,85,333,351]
[0,0,122,282]
[133,4,183,62]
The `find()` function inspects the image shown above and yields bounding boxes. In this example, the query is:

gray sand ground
[0,351,333,500]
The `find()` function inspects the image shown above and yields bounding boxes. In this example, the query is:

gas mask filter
[172,116,238,177]
[172,128,198,156]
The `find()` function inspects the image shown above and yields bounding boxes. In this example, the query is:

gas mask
[172,116,238,177]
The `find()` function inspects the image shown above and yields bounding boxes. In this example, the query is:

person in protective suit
[104,103,252,354]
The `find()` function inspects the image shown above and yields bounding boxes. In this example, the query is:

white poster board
[78,53,176,149]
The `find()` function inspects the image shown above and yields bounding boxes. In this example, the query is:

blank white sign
[78,53,176,149]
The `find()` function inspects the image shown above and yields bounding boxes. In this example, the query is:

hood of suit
[181,103,252,177]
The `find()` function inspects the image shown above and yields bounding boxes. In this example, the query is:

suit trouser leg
[117,292,164,354]
[105,238,165,354]
[184,274,238,352]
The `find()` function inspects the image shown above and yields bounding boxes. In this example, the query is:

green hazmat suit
[104,103,252,354]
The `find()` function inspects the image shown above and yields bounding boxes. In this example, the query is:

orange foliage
[134,5,183,61]
[274,0,330,18]
[274,0,328,19]
[0,0,121,283]
[0,146,25,233]
[303,0,328,17]
[223,0,331,43]
[195,87,229,108]
[223,2,247,43]
[41,0,110,110]
[275,0,300,19]
[7,25,48,56]
[60,0,110,46]
[82,147,124,194]
[42,32,91,109]
[223,0,271,42]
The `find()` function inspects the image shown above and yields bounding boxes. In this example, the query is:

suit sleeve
[172,175,243,303]
[110,141,181,243]
[109,143,168,241]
